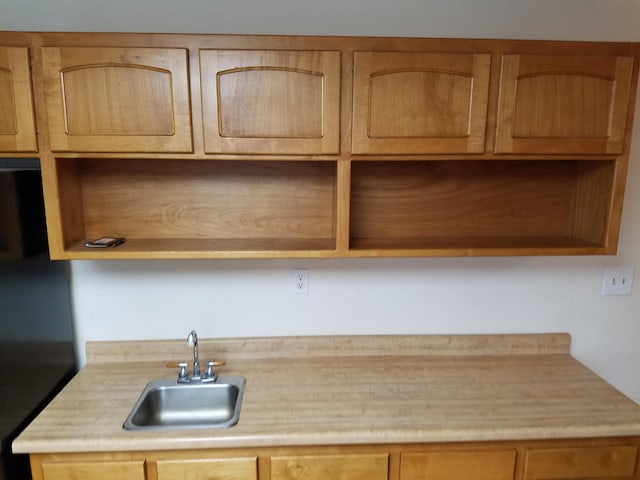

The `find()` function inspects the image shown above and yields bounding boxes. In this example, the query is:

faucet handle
[176,362,190,383]
[201,360,225,382]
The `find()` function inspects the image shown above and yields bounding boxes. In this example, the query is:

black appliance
[0,164,76,480]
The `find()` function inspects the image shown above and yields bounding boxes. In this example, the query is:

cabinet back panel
[350,161,613,242]
[77,160,336,240]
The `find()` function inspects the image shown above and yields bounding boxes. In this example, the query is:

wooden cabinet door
[41,47,192,153]
[200,49,341,155]
[156,457,257,480]
[270,454,388,480]
[352,52,491,154]
[0,46,37,152]
[40,460,146,480]
[495,54,634,154]
[523,445,638,479]
[400,450,516,480]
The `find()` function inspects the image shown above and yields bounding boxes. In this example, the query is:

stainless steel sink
[123,376,246,430]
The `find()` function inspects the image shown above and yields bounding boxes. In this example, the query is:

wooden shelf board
[348,236,606,257]
[62,237,339,259]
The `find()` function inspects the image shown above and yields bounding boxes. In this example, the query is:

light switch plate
[602,267,634,296]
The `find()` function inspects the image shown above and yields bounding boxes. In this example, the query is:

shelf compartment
[54,159,337,258]
[350,160,615,255]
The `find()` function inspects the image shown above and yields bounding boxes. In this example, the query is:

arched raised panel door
[352,51,491,154]
[495,54,634,154]
[200,50,341,154]
[0,47,37,152]
[41,47,192,153]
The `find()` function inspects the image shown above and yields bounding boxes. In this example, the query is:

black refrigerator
[0,165,76,480]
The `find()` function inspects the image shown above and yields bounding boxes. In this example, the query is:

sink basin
[123,376,246,430]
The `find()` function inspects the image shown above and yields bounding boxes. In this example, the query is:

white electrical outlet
[602,267,634,296]
[293,269,309,294]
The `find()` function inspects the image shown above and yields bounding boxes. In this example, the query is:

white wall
[3,0,640,400]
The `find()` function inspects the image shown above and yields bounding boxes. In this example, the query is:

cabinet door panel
[352,52,490,154]
[156,457,257,480]
[495,54,634,154]
[0,46,37,152]
[200,49,341,154]
[523,445,638,479]
[270,454,388,480]
[401,450,516,480]
[41,460,146,480]
[42,47,192,153]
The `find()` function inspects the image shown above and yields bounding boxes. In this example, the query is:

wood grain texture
[2,32,638,260]
[271,454,388,480]
[523,445,638,479]
[352,52,490,154]
[349,160,613,250]
[84,334,572,364]
[75,159,336,241]
[156,457,257,480]
[14,334,640,454]
[39,460,145,480]
[200,50,341,154]
[495,54,634,154]
[41,47,193,153]
[0,46,37,152]
[401,450,516,480]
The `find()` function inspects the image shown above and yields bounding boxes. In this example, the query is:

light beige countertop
[12,334,640,454]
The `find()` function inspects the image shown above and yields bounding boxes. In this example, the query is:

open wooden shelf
[54,158,338,258]
[349,160,615,255]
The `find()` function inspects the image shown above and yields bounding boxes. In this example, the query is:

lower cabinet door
[523,446,638,479]
[270,454,389,480]
[156,457,258,480]
[41,460,146,480]
[400,450,516,480]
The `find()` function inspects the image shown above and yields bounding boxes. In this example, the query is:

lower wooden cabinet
[156,457,257,480]
[523,445,638,480]
[270,454,388,480]
[400,450,516,480]
[29,439,640,480]
[40,459,146,480]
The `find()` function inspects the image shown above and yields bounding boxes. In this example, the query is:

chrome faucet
[187,330,201,379]
[177,330,219,383]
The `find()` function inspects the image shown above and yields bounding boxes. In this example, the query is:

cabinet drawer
[524,445,638,479]
[156,457,257,480]
[400,450,516,480]
[270,454,388,480]
[41,460,146,480]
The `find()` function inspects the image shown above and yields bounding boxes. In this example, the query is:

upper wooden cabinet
[495,54,634,154]
[0,46,37,152]
[41,47,192,153]
[352,51,491,154]
[4,33,636,259]
[200,49,341,155]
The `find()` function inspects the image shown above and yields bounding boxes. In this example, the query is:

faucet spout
[187,330,201,379]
